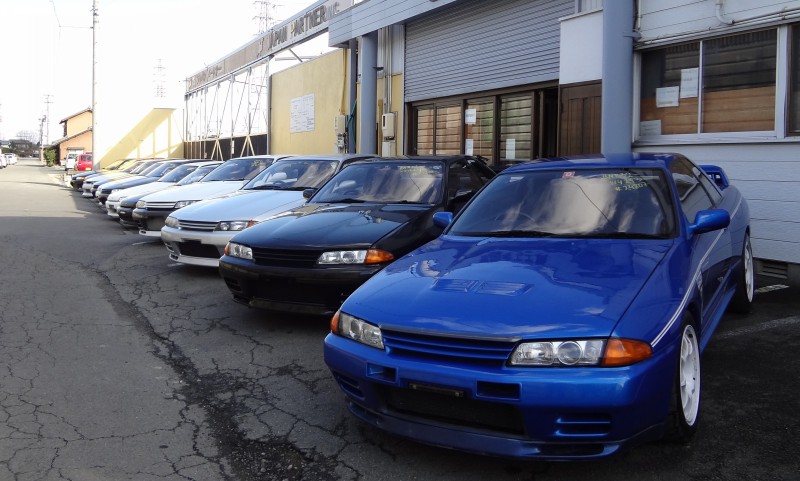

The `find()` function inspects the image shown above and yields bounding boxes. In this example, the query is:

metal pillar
[601,1,635,156]
[347,39,358,153]
[359,31,378,154]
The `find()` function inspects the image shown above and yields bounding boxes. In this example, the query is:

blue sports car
[323,153,753,460]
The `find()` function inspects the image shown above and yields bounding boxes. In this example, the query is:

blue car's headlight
[224,242,253,261]
[510,339,651,367]
[216,221,249,231]
[332,311,384,349]
[164,216,179,228]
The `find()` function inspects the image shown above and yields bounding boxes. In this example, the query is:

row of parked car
[1,153,18,167]
[68,151,754,461]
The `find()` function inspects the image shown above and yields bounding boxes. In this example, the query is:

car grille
[177,241,221,259]
[177,220,217,231]
[140,218,166,231]
[378,385,525,435]
[382,329,516,368]
[144,201,176,209]
[251,248,322,267]
[252,278,345,307]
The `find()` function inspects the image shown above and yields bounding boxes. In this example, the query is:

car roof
[501,153,684,174]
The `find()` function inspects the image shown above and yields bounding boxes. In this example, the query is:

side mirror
[433,211,454,228]
[302,188,316,200]
[688,209,730,236]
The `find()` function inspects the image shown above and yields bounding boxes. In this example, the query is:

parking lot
[0,158,798,480]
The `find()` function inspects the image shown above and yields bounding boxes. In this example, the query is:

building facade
[181,0,800,284]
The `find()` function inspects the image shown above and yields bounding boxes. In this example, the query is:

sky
[0,0,324,142]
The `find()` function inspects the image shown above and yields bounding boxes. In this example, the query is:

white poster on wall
[465,109,477,125]
[680,68,699,98]
[656,87,680,108]
[465,139,474,155]
[290,94,315,133]
[506,138,516,160]
[639,120,662,136]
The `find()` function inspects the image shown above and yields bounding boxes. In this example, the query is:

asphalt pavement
[0,158,798,481]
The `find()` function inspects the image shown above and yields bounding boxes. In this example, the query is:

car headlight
[216,221,249,231]
[224,242,253,260]
[332,311,384,349]
[318,249,394,265]
[174,200,197,209]
[136,200,146,208]
[509,339,651,367]
[165,216,179,228]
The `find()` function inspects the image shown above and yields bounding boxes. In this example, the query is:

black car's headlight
[216,221,249,231]
[317,249,394,265]
[224,242,253,260]
[509,339,651,367]
[331,311,384,349]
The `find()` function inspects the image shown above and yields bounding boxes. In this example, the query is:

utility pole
[91,0,99,169]
[43,94,54,146]
[39,116,46,164]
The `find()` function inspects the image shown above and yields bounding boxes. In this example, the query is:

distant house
[49,108,93,165]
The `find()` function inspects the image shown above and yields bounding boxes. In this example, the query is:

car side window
[447,162,484,212]
[670,158,714,222]
[696,168,722,205]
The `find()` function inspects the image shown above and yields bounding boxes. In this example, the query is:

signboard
[290,94,315,133]
[186,0,355,92]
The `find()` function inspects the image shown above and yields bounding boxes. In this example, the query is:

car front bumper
[219,256,384,316]
[161,226,233,267]
[132,208,174,237]
[106,200,121,218]
[323,332,677,460]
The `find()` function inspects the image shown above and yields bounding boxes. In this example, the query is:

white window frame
[634,25,794,145]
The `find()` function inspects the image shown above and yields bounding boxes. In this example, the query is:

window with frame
[640,30,777,137]
[464,100,494,161]
[500,94,533,162]
[789,25,800,135]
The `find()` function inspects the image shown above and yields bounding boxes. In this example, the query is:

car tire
[665,314,700,444]
[728,233,754,313]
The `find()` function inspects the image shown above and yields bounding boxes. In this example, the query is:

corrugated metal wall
[404,0,574,102]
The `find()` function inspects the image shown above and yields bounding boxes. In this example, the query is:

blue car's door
[670,158,733,329]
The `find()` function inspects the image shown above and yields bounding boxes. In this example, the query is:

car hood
[140,181,245,202]
[103,176,156,191]
[85,172,133,183]
[344,236,673,339]
[233,203,433,249]
[108,181,177,202]
[171,190,306,222]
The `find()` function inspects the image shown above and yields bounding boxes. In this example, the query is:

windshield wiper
[324,198,366,203]
[580,232,670,239]
[463,230,560,238]
[249,185,284,190]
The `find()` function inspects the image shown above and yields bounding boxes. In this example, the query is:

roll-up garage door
[405,0,574,102]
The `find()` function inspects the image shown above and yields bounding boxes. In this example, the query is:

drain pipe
[716,0,735,25]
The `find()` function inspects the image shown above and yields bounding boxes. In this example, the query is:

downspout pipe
[348,39,357,153]
[716,0,735,25]
[359,31,378,154]
[601,0,636,155]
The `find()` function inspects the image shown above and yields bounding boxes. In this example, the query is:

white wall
[639,0,800,44]
[634,143,800,266]
[559,10,604,84]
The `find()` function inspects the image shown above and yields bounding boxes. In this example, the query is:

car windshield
[449,168,677,238]
[202,157,272,182]
[160,164,197,183]
[147,162,181,177]
[312,162,444,204]
[178,165,218,185]
[243,159,339,191]
[130,162,159,174]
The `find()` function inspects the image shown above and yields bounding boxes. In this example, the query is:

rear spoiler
[699,164,730,190]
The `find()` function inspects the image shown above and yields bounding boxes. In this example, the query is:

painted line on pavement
[717,315,800,339]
